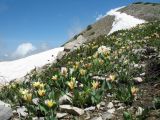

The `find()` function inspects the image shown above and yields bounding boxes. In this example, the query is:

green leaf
[39,105,47,114]
[107,81,112,90]
[123,111,132,120]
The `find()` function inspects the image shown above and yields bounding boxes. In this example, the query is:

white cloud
[68,20,83,39]
[13,43,37,58]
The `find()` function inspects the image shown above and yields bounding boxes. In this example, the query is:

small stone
[17,106,28,117]
[107,102,114,109]
[59,93,72,105]
[32,117,44,120]
[116,103,124,107]
[112,100,120,103]
[133,64,139,68]
[56,113,68,119]
[117,106,125,110]
[140,73,145,76]
[102,112,114,120]
[136,107,144,116]
[85,112,90,120]
[84,106,96,111]
[91,116,103,120]
[100,102,106,107]
[60,105,84,116]
[107,93,113,97]
[32,98,39,105]
[96,104,101,110]
[107,108,115,114]
[133,77,143,83]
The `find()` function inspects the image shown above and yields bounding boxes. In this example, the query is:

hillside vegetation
[0,21,160,119]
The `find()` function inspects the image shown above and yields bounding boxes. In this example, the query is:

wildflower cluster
[0,21,159,119]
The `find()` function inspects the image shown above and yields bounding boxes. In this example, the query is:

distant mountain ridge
[63,2,160,51]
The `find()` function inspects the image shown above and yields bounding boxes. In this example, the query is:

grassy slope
[119,2,160,21]
[0,21,160,119]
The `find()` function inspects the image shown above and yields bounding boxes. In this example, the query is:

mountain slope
[63,3,160,51]
[0,20,159,119]
[0,3,151,85]
[0,2,159,120]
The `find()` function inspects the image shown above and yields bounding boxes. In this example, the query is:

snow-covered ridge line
[96,6,146,35]
[0,47,64,85]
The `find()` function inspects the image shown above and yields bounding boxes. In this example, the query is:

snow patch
[107,7,146,34]
[95,6,146,35]
[0,47,64,85]
[96,6,125,21]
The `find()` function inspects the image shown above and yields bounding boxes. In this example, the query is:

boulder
[56,112,68,119]
[0,101,12,120]
[60,105,84,116]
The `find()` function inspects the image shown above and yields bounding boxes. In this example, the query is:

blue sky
[0,0,159,60]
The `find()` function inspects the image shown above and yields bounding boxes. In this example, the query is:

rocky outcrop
[119,3,160,21]
[63,35,87,52]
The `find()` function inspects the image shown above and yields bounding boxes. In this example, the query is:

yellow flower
[52,75,58,81]
[45,100,56,108]
[79,83,84,88]
[84,63,92,69]
[73,62,80,70]
[92,81,99,89]
[80,69,86,76]
[93,52,99,58]
[131,86,139,96]
[67,77,76,90]
[10,83,16,89]
[39,83,45,89]
[87,56,92,59]
[98,59,104,65]
[61,67,68,76]
[23,93,32,102]
[19,89,29,95]
[38,89,46,97]
[92,45,98,49]
[33,81,41,88]
[109,74,116,81]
